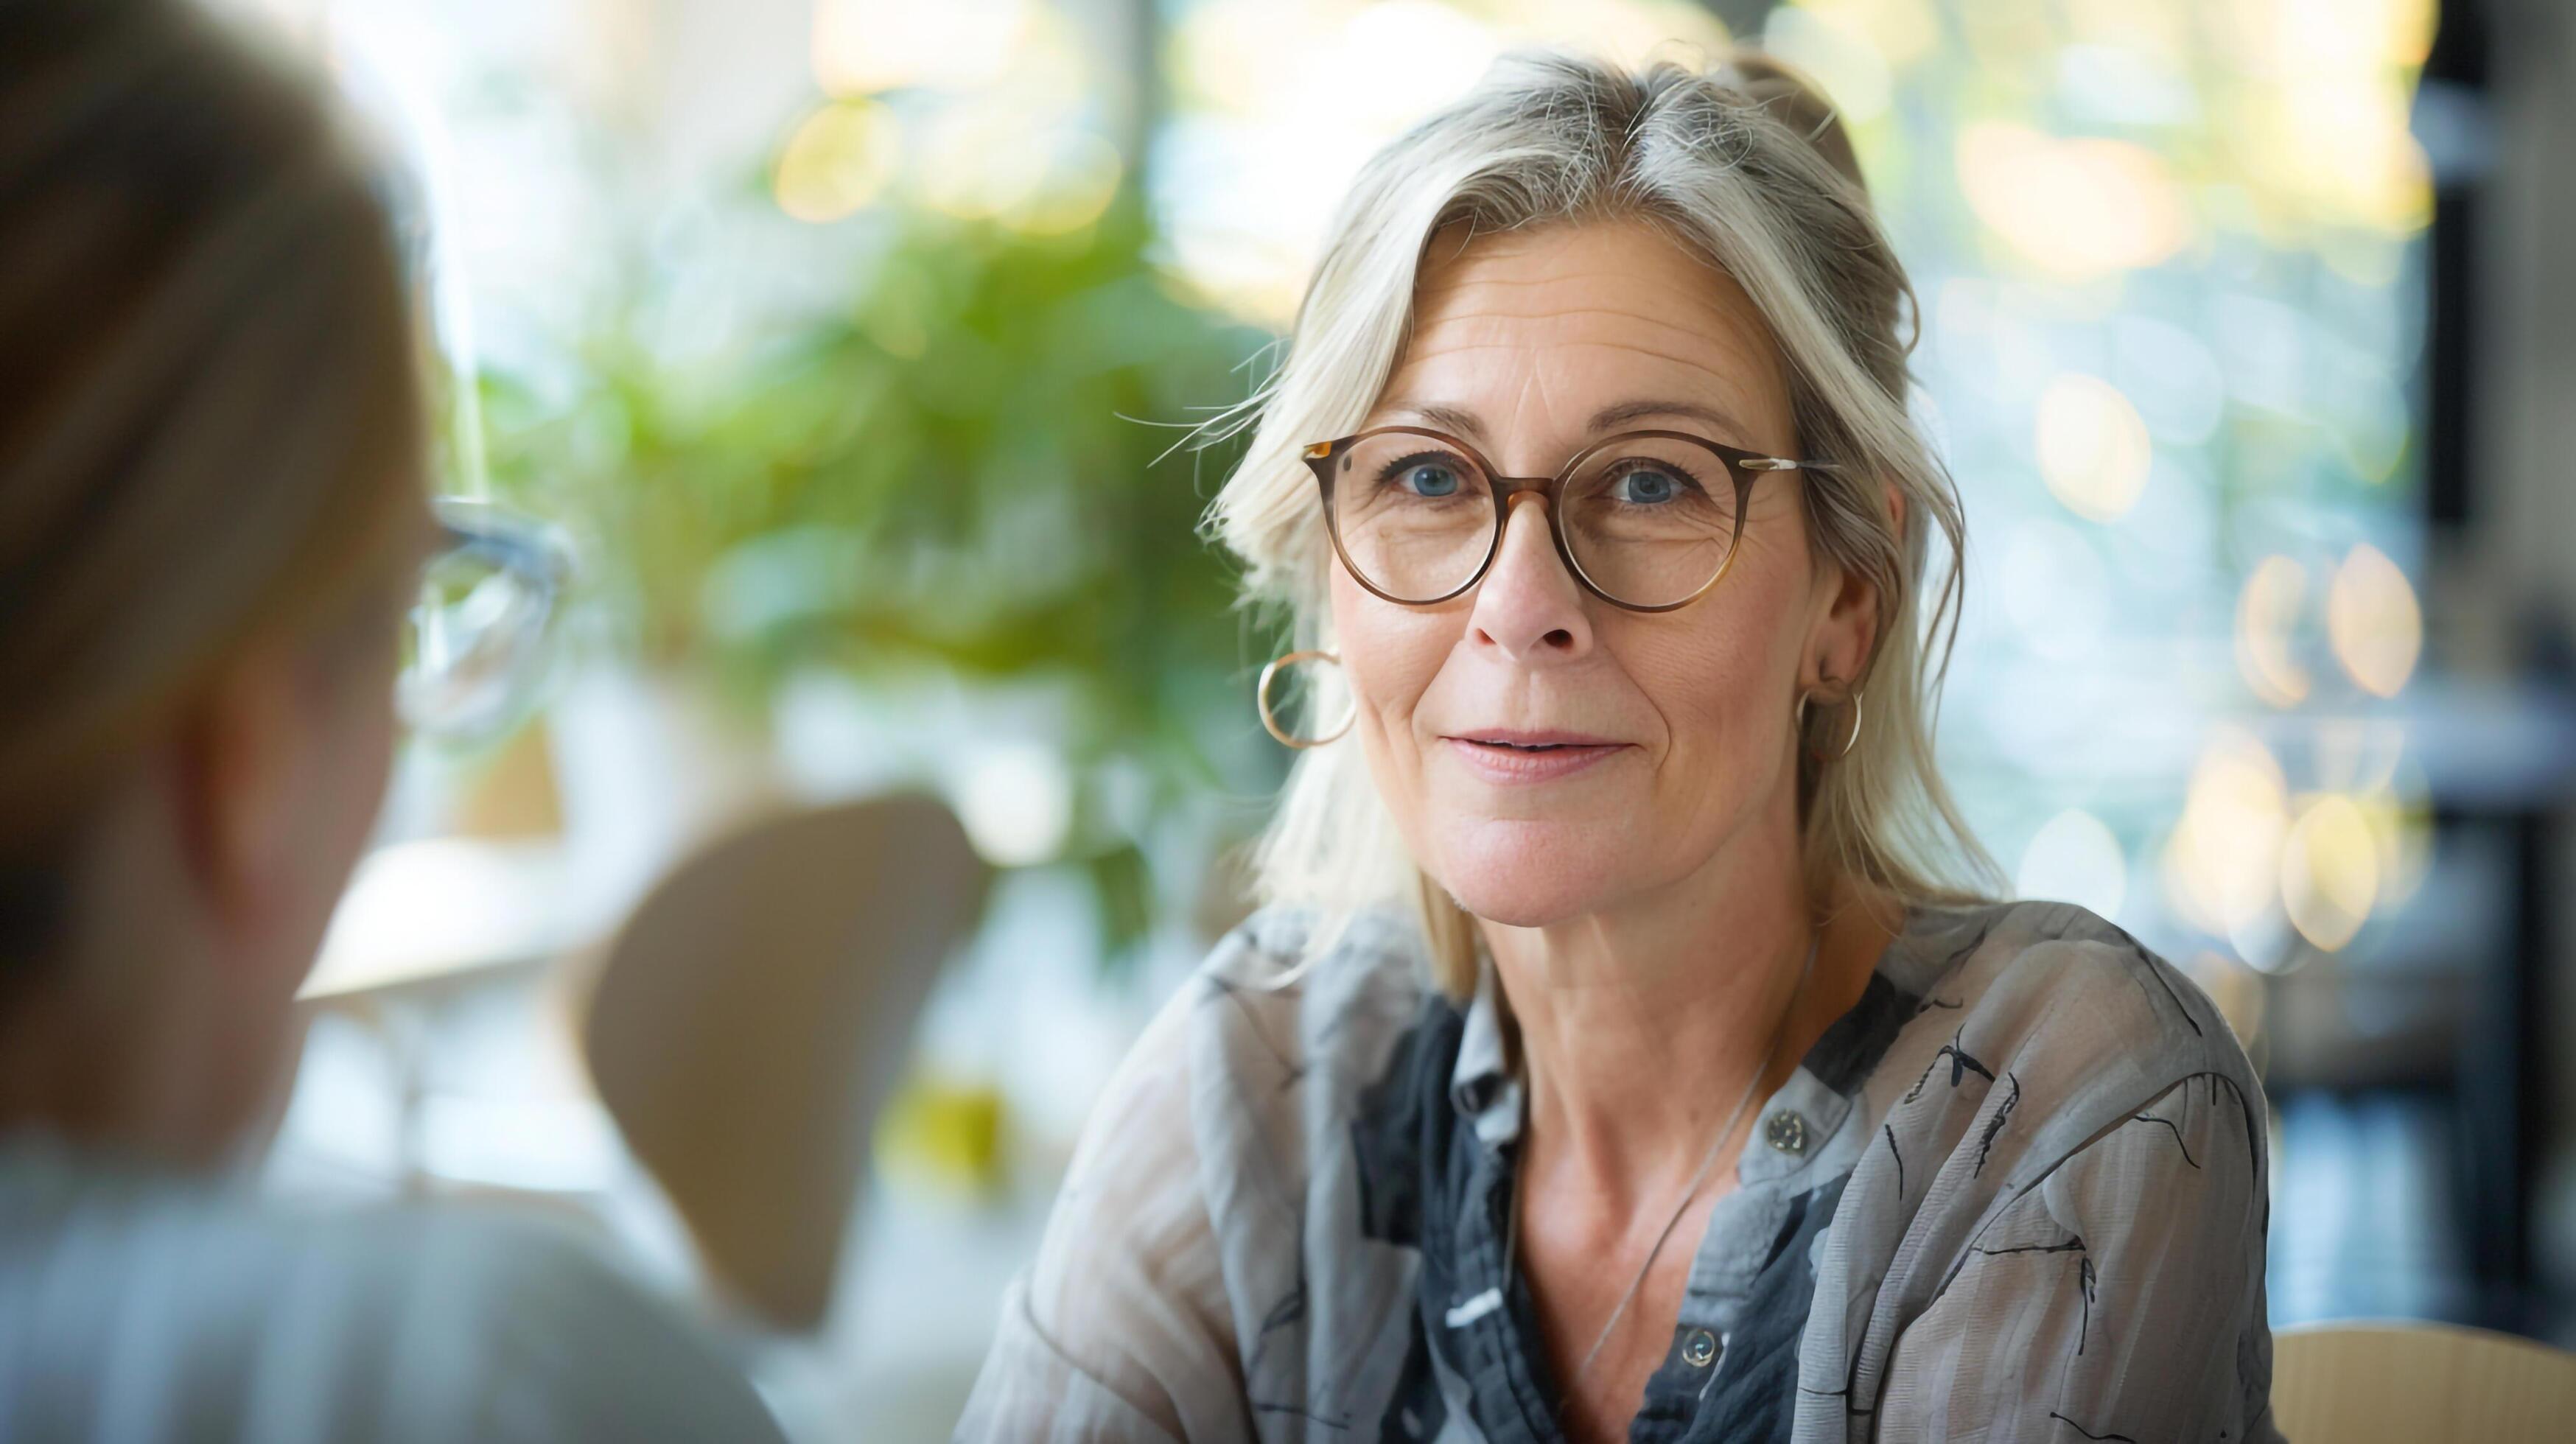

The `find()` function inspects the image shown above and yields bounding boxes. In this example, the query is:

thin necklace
[1506,927,1823,1399]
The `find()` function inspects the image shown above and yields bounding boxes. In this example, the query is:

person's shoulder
[1903,899,2241,1068]
[1131,902,1446,1150]
[1880,899,2259,1133]
[354,1201,658,1306]
[329,1205,784,1440]
[0,1154,779,1442]
[1198,901,1430,995]
[1184,902,1440,1062]
[1862,898,2267,1197]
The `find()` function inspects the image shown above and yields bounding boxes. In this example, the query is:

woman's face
[1329,221,1862,928]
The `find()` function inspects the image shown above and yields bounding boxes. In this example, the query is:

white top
[0,1134,783,1443]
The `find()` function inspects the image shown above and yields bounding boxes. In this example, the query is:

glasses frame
[402,497,577,741]
[429,497,574,596]
[1301,426,1838,613]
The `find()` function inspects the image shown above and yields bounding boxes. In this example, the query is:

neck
[1482,830,1894,1205]
[0,856,266,1171]
[0,961,228,1168]
[0,771,295,1171]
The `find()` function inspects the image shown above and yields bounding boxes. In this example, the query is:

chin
[1424,816,1640,928]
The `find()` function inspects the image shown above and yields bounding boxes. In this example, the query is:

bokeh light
[1004,132,1124,236]
[2213,0,2435,239]
[910,102,1121,231]
[773,100,900,223]
[2236,555,2313,707]
[2350,780,2434,913]
[2163,726,2291,943]
[1158,0,1731,326]
[952,743,1075,867]
[1787,0,1939,71]
[2326,542,2423,698]
[2279,792,2381,952]
[1762,5,1892,124]
[2034,372,2154,522]
[813,0,1045,97]
[2016,807,2128,921]
[1956,123,2190,278]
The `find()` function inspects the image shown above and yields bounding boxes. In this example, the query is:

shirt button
[1681,1328,1720,1367]
[1764,1110,1808,1155]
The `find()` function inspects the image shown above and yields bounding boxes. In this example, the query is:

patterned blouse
[959,899,2283,1443]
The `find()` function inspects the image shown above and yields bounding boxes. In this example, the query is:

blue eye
[1403,463,1463,498]
[1611,468,1682,504]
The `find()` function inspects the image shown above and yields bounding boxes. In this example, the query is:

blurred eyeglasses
[1301,427,1839,612]
[331,32,563,744]
[398,499,573,742]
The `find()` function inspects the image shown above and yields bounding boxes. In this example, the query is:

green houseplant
[477,192,1282,965]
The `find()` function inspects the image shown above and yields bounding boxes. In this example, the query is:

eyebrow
[1398,402,1490,441]
[1584,399,1753,443]
[1383,398,1754,449]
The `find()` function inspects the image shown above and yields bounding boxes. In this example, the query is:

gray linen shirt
[961,898,2281,1443]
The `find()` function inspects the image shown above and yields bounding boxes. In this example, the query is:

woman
[963,52,2278,1443]
[0,1,780,1437]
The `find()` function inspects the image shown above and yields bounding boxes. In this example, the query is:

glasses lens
[399,503,569,742]
[1560,440,1743,607]
[1326,434,1498,603]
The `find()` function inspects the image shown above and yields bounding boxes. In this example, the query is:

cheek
[1326,569,1469,849]
[1620,619,1777,756]
[1643,548,1814,747]
[1327,568,1457,740]
[1591,579,1809,859]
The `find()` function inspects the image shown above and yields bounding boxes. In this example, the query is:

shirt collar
[1443,922,1927,1160]
[1449,958,1524,1146]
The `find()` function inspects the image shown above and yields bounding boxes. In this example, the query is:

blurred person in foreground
[0,1,781,1438]
[963,52,2278,1443]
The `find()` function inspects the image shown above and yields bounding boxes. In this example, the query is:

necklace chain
[1508,928,1824,1402]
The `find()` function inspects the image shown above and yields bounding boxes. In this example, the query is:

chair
[2270,1320,2576,1442]
[577,793,987,1332]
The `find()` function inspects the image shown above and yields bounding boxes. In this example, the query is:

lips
[1441,729,1629,783]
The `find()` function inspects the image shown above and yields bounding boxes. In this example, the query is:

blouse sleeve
[1872,1070,2281,1444]
[955,986,1249,1443]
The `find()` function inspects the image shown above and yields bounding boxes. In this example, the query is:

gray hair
[1205,49,2001,996]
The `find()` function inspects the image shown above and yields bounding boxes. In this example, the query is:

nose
[1466,493,1595,663]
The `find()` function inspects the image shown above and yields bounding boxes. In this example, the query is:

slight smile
[1441,729,1632,784]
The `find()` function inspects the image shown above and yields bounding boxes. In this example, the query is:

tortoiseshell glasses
[1301,427,1838,613]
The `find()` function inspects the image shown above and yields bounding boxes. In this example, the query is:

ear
[1800,482,1905,695]
[171,645,309,947]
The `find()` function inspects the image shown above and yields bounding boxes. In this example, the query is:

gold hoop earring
[1257,650,1354,749]
[1799,682,1864,762]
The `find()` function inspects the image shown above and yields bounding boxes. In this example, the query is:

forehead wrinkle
[1381,343,1780,451]
[1412,291,1760,350]
[1416,243,1760,315]
[1387,231,1798,455]
[1400,305,1779,397]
